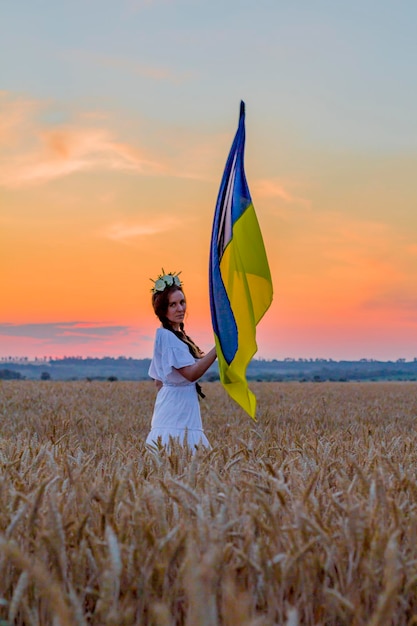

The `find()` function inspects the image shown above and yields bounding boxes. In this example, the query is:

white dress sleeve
[149,328,195,382]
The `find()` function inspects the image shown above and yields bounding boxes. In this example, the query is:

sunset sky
[1,0,417,361]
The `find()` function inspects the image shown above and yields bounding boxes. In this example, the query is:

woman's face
[165,289,186,330]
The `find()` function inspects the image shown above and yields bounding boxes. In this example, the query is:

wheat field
[1,381,417,625]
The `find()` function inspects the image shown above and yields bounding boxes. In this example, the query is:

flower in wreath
[151,270,183,293]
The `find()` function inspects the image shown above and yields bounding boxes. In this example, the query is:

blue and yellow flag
[209,101,273,420]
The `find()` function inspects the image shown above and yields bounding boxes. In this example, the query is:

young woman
[146,271,217,449]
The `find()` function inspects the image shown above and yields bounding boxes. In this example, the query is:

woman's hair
[152,285,203,359]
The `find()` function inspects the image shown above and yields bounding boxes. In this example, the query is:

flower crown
[150,270,183,294]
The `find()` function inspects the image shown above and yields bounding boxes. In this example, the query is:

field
[1,381,417,625]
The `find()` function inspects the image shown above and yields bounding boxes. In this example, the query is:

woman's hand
[176,347,217,382]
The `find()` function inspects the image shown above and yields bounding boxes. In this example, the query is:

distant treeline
[1,357,417,382]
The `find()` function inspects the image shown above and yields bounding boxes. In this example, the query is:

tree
[0,369,24,380]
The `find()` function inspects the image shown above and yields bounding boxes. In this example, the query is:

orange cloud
[101,216,186,243]
[0,92,232,189]
[252,178,310,208]
[0,93,39,145]
[265,205,417,331]
[0,93,164,188]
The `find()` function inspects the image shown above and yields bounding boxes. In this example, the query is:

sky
[1,0,417,362]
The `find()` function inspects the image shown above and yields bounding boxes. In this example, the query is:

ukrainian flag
[209,101,273,420]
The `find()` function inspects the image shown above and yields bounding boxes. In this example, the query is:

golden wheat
[0,381,417,625]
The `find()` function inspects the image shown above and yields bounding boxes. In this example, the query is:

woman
[146,271,217,449]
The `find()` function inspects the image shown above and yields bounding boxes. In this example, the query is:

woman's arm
[176,347,217,382]
[154,379,163,391]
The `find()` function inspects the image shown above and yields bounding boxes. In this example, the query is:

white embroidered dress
[146,328,210,448]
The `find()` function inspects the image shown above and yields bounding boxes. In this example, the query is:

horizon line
[2,355,417,364]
